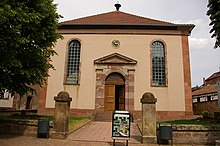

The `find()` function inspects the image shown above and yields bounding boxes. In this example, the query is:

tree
[0,0,62,95]
[207,0,220,48]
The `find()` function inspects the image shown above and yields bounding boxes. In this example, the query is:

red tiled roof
[205,71,220,81]
[60,11,175,26]
[192,84,218,96]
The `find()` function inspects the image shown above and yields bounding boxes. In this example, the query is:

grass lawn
[43,115,91,133]
[42,115,91,132]
[137,117,220,133]
[68,116,91,132]
[158,118,220,125]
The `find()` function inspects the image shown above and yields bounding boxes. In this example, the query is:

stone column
[51,91,72,139]
[140,92,157,144]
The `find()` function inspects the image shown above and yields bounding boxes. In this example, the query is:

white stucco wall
[45,29,186,112]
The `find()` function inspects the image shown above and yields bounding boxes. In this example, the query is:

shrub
[202,110,209,119]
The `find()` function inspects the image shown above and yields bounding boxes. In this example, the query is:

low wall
[193,100,218,115]
[159,124,220,145]
[1,118,220,145]
[0,118,53,137]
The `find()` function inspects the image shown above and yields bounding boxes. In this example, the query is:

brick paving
[67,121,142,143]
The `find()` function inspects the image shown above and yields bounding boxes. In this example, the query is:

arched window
[151,41,166,86]
[66,40,81,84]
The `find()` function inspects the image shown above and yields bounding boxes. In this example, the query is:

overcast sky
[53,0,220,87]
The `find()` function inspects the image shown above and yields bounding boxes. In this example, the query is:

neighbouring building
[0,85,40,111]
[192,71,220,115]
[0,5,195,120]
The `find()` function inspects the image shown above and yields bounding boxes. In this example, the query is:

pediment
[94,53,137,64]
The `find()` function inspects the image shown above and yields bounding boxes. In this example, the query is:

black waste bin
[158,124,172,145]
[37,118,49,138]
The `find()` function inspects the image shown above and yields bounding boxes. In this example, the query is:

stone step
[95,111,113,121]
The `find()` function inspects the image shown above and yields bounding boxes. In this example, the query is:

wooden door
[118,86,125,110]
[26,96,32,109]
[104,85,115,111]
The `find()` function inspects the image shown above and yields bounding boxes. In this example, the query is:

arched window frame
[65,39,81,85]
[151,40,167,86]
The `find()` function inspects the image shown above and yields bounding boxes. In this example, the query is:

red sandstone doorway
[104,73,125,111]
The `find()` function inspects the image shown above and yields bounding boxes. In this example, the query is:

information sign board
[112,110,130,140]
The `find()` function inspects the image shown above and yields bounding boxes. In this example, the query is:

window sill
[151,85,168,87]
[63,83,80,86]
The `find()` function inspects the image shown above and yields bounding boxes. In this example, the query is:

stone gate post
[51,91,72,139]
[140,92,157,144]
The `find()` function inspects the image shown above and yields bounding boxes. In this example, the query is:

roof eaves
[60,23,175,26]
[192,84,218,96]
[192,91,217,97]
[176,24,195,35]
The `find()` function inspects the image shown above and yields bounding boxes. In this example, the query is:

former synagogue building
[1,6,195,120]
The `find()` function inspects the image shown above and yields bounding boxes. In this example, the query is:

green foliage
[158,119,200,125]
[0,0,62,95]
[68,116,91,125]
[207,0,220,48]
[44,116,90,122]
[202,110,210,118]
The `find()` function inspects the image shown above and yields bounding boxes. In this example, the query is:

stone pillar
[51,91,72,139]
[140,92,157,144]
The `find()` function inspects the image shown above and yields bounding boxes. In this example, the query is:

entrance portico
[94,53,137,114]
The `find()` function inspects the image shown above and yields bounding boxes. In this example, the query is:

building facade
[192,71,220,115]
[1,9,194,119]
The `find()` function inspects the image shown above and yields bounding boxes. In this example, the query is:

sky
[53,0,220,87]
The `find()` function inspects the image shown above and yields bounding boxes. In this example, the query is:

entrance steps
[95,111,134,122]
[94,111,113,121]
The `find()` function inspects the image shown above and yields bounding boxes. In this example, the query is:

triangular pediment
[61,11,174,26]
[94,53,137,64]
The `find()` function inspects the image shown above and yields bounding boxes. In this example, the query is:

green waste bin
[158,125,173,145]
[37,118,49,138]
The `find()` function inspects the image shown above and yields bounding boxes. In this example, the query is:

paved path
[0,134,161,146]
[67,121,142,144]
